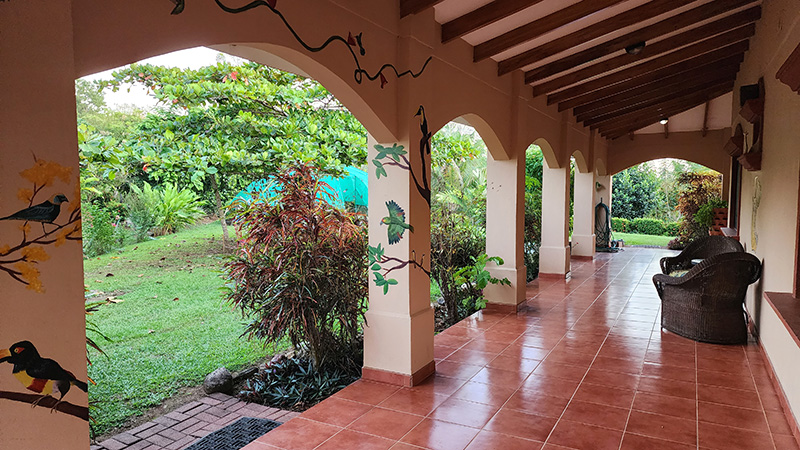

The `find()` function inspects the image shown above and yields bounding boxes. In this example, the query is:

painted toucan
[381,200,413,244]
[0,194,68,232]
[415,105,431,156]
[0,341,88,410]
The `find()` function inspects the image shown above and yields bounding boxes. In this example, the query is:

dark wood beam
[400,0,446,17]
[664,120,669,138]
[473,0,627,62]
[600,84,733,137]
[599,84,733,135]
[576,70,737,122]
[595,82,733,131]
[702,101,711,136]
[442,0,545,43]
[531,24,755,96]
[545,40,748,104]
[524,3,760,85]
[554,53,745,111]
[573,61,741,116]
[582,78,734,127]
[497,0,697,76]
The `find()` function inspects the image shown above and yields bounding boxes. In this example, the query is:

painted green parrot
[381,200,413,244]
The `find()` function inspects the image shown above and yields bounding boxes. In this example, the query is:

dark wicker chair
[653,252,761,344]
[660,235,744,274]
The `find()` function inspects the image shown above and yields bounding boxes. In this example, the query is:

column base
[539,245,571,276]
[362,361,435,387]
[485,266,526,308]
[571,234,596,259]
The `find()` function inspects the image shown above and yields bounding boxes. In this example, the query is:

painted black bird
[0,341,88,411]
[0,194,68,232]
[170,0,185,15]
[415,105,431,156]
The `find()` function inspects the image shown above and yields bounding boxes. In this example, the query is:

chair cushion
[669,269,691,277]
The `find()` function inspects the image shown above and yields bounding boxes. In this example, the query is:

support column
[362,134,434,386]
[539,165,571,276]
[572,171,596,259]
[485,150,526,309]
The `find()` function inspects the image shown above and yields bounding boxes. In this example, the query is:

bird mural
[0,194,68,232]
[0,341,88,412]
[381,200,413,245]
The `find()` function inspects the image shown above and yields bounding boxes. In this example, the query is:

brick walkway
[92,393,300,450]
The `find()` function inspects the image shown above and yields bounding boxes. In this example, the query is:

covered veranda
[245,249,795,450]
[3,0,800,449]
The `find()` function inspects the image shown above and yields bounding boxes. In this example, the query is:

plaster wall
[607,129,732,176]
[732,0,800,424]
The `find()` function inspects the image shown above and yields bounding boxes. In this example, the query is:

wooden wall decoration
[777,42,800,94]
[736,79,764,171]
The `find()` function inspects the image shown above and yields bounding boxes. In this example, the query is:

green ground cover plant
[85,222,283,437]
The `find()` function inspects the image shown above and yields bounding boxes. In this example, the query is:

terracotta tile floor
[244,248,800,450]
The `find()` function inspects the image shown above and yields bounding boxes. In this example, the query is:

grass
[85,221,286,437]
[613,232,676,247]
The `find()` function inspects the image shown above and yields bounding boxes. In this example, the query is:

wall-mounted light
[625,41,646,55]
[659,118,669,125]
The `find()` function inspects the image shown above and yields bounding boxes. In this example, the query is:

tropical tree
[89,61,368,244]
[611,164,664,220]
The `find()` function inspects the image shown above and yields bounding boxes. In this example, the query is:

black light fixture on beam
[625,41,646,55]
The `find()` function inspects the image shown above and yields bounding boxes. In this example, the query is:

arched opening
[77,46,378,439]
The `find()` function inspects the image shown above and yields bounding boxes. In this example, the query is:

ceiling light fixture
[660,118,669,125]
[625,41,646,55]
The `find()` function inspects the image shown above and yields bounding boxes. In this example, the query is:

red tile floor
[244,248,799,450]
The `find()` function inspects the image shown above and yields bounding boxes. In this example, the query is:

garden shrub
[694,197,728,229]
[82,203,117,257]
[224,164,367,373]
[611,217,629,232]
[663,222,680,236]
[128,182,204,236]
[675,172,722,240]
[631,218,665,236]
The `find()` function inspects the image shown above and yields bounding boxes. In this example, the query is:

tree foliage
[674,171,723,242]
[611,165,664,220]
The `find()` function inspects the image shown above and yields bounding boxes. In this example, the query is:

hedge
[611,217,629,232]
[631,218,664,236]
[611,217,679,236]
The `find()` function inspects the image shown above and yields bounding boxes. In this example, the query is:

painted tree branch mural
[169,0,432,88]
[369,244,429,294]
[0,157,81,292]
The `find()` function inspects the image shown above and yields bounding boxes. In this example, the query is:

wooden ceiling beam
[599,84,733,137]
[596,83,733,133]
[554,53,745,111]
[441,0,545,43]
[497,0,697,76]
[573,61,742,116]
[582,77,735,126]
[702,101,711,137]
[525,3,760,85]
[473,0,627,62]
[531,24,755,96]
[599,84,733,134]
[545,40,748,104]
[400,0,446,17]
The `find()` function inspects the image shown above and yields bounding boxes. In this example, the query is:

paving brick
[158,428,187,441]
[97,438,126,450]
[90,445,104,450]
[145,433,174,447]
[136,424,166,439]
[166,435,197,450]
[125,441,155,450]
[222,402,247,413]
[214,412,240,426]
[188,427,210,438]
[201,422,224,433]
[198,396,222,406]
[182,403,211,416]
[202,406,228,417]
[172,417,200,432]
[142,445,165,450]
[194,412,221,423]
[128,421,158,436]
[152,416,179,427]
[114,432,141,445]
[164,411,190,422]
[220,397,241,409]
[208,392,233,401]
[181,421,209,437]
[174,401,201,414]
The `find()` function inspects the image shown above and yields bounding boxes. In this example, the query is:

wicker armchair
[660,235,744,274]
[653,252,761,344]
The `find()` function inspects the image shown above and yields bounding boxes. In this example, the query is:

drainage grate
[186,417,282,450]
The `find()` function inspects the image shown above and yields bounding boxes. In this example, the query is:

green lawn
[85,221,285,437]
[613,232,675,247]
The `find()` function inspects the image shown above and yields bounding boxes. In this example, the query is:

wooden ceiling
[401,0,761,139]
